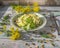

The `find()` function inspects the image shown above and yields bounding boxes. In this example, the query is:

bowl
[11,13,47,32]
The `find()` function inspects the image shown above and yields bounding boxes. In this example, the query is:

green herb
[3,15,10,20]
[30,23,36,29]
[10,3,18,9]
[24,26,27,30]
[0,22,7,25]
[2,19,10,25]
[6,30,12,37]
[26,17,32,23]
[41,34,52,38]
[0,15,10,25]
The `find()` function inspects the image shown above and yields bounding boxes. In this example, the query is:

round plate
[11,13,47,32]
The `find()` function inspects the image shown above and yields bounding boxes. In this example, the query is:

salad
[15,13,43,30]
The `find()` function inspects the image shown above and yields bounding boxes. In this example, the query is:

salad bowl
[11,13,47,32]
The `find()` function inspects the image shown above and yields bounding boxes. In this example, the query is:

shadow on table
[20,32,36,42]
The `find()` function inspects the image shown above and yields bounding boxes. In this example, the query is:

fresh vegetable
[3,15,10,20]
[0,22,7,25]
[1,15,10,24]
[41,33,55,38]
[16,14,43,30]
[12,2,40,13]
[10,27,21,40]
[41,34,51,38]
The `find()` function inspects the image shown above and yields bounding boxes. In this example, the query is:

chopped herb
[41,34,52,38]
[3,15,10,20]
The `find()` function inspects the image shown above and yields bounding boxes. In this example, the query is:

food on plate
[15,13,43,30]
